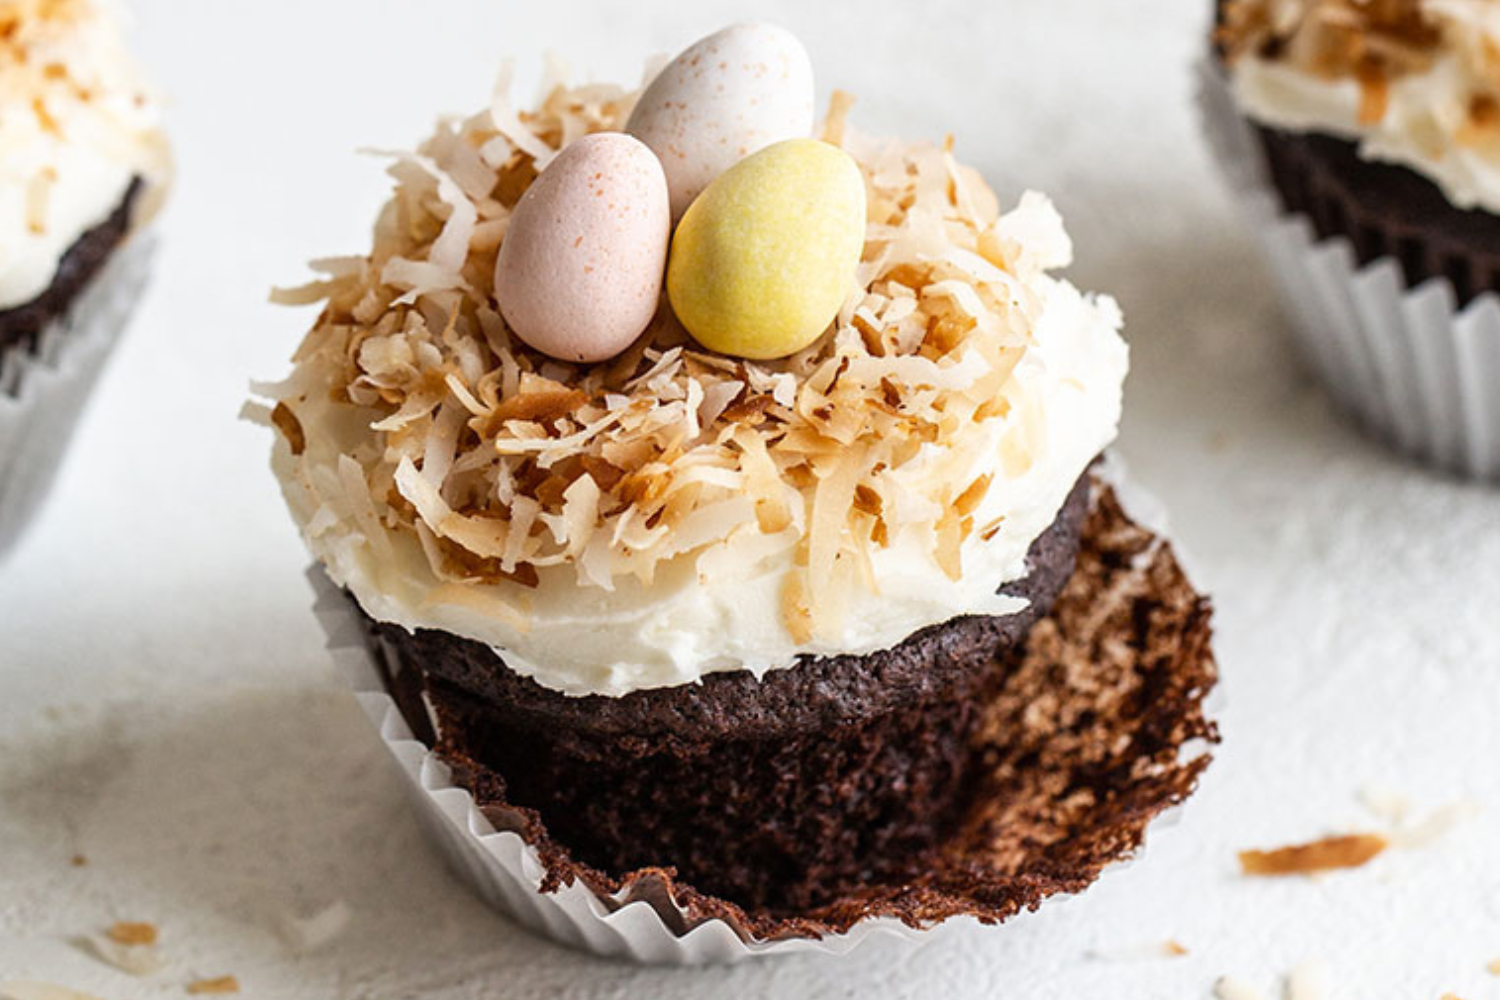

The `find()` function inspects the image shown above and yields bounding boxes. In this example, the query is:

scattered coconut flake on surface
[185,976,239,995]
[1287,958,1329,1000]
[1387,800,1480,849]
[1238,833,1389,876]
[68,854,86,867]
[82,923,166,975]
[1214,976,1271,1000]
[1087,939,1189,961]
[279,899,351,953]
[1488,957,1500,975]
[1,986,104,1000]
[105,920,157,945]
[0,986,107,1000]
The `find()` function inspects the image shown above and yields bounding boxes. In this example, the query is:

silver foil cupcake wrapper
[1197,60,1500,481]
[304,462,1209,966]
[0,234,156,555]
[307,564,920,963]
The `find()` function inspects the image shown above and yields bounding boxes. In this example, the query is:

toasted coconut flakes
[1,985,105,1000]
[781,570,813,645]
[270,279,341,305]
[105,921,157,946]
[337,455,394,563]
[1087,939,1190,962]
[1220,0,1457,110]
[489,63,556,166]
[381,258,467,304]
[185,978,239,995]
[807,451,861,635]
[1214,977,1271,1000]
[271,402,305,456]
[1238,833,1389,875]
[821,89,856,146]
[83,932,165,976]
[263,66,1106,638]
[1487,957,1500,975]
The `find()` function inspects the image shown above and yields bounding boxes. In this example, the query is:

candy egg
[627,23,814,221]
[667,138,866,361]
[495,133,670,363]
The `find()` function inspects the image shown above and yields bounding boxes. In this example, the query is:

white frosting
[1230,20,1500,213]
[0,0,169,308]
[275,271,1126,697]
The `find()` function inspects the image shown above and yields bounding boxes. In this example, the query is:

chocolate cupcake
[1204,0,1500,479]
[0,0,169,553]
[267,24,1217,961]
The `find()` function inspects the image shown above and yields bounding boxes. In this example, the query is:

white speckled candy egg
[626,23,815,220]
[494,133,670,363]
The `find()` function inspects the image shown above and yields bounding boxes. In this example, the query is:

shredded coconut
[1220,0,1500,133]
[262,67,1092,638]
[81,930,166,976]
[1,986,104,1000]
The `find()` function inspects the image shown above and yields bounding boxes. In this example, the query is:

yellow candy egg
[666,138,866,361]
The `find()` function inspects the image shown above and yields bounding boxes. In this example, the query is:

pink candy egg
[495,133,670,363]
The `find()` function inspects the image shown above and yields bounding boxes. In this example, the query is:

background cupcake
[1203,0,1500,480]
[0,0,169,553]
[262,25,1218,961]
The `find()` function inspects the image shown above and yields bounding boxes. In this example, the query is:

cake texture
[362,479,1216,939]
[358,472,1089,914]
[264,24,1214,950]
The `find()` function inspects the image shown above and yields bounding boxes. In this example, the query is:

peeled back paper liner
[1196,60,1500,481]
[307,472,1219,965]
[0,234,155,555]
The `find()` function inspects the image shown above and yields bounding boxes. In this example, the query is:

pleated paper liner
[0,235,155,556]
[1197,60,1500,481]
[308,473,1218,964]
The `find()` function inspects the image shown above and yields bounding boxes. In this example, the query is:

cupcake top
[1220,0,1500,213]
[264,30,1127,697]
[0,0,169,309]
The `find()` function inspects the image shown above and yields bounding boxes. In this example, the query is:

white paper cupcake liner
[1196,59,1500,481]
[0,234,156,555]
[303,466,1214,966]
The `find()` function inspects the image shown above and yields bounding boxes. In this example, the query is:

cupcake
[264,24,1218,961]
[0,0,169,553]
[1205,0,1500,479]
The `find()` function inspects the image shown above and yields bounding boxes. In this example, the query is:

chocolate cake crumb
[367,473,1093,913]
[369,479,1217,939]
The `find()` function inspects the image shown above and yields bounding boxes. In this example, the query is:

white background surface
[2,0,1499,997]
